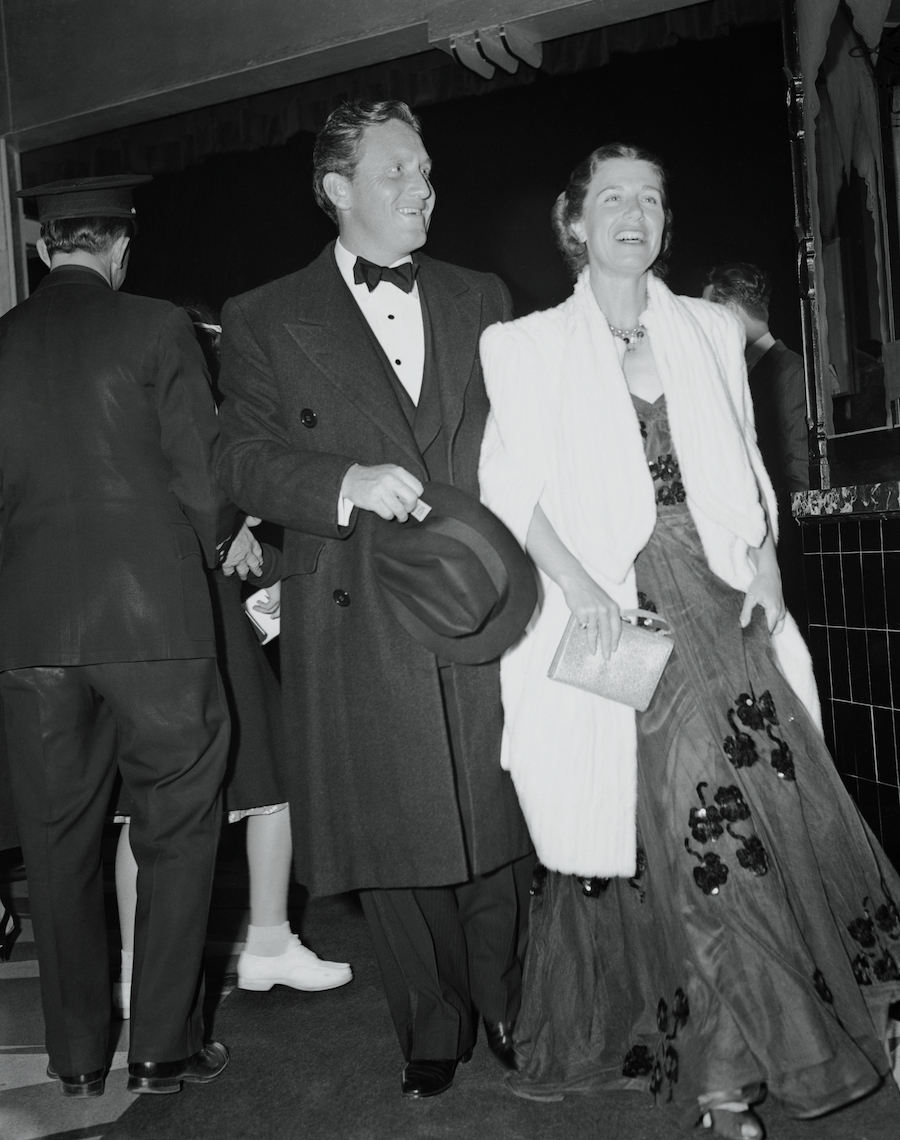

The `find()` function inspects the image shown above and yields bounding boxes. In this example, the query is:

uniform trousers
[0,658,229,1076]
[359,665,534,1061]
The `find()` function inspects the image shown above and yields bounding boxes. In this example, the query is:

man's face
[337,119,435,264]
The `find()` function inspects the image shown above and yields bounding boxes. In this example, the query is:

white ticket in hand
[243,588,280,644]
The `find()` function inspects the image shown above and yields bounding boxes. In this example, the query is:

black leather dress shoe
[401,1058,459,1098]
[483,1019,520,1071]
[46,1064,106,1097]
[127,1041,229,1094]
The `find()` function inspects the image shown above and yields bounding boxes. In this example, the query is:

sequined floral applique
[687,783,764,887]
[647,988,689,1102]
[622,1043,653,1079]
[714,785,751,824]
[847,894,900,984]
[684,840,728,895]
[581,846,647,902]
[689,783,724,844]
[723,688,795,784]
[581,875,610,897]
[648,452,686,506]
[530,862,547,897]
[734,689,778,732]
[637,591,658,615]
[723,707,760,769]
[727,825,769,876]
[766,724,795,781]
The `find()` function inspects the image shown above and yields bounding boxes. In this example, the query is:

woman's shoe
[237,934,352,992]
[700,1106,765,1140]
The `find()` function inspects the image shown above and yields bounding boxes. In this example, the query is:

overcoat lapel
[282,247,422,470]
[416,256,484,455]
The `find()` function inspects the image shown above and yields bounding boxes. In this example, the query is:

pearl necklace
[607,321,646,351]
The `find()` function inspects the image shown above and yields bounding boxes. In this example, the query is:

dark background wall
[62,19,798,340]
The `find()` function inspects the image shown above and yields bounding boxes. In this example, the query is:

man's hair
[41,216,136,257]
[312,99,423,225]
[551,142,673,279]
[704,262,771,322]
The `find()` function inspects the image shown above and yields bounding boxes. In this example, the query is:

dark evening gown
[509,395,900,1123]
[115,541,285,819]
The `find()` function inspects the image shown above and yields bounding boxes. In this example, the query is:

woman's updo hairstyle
[552,142,673,279]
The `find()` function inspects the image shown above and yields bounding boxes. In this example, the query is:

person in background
[216,99,534,1100]
[0,176,241,1097]
[703,262,809,633]
[479,144,900,1139]
[113,309,351,1017]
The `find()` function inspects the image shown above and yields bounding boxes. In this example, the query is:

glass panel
[814,4,898,440]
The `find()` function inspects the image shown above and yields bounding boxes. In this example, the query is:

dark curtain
[20,0,779,184]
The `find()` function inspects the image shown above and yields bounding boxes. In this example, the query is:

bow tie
[353,256,418,294]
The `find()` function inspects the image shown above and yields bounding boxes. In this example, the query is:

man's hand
[221,517,263,579]
[340,464,424,522]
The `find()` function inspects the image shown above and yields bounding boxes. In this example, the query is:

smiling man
[216,99,534,1098]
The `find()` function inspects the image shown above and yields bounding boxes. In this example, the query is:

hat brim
[374,482,538,665]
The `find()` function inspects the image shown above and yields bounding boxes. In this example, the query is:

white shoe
[237,934,353,992]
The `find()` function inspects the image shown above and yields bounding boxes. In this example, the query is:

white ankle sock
[245,921,291,957]
[119,949,134,981]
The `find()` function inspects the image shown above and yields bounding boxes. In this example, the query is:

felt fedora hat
[372,482,538,665]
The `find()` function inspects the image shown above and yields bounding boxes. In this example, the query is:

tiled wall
[801,515,900,868]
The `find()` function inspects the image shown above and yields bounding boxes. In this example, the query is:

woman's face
[571,157,666,278]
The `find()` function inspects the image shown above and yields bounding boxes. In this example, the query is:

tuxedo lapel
[282,247,421,468]
[416,257,483,443]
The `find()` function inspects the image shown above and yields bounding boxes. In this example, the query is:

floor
[0,830,247,1140]
[2,833,900,1140]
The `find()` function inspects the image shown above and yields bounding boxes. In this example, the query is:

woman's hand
[253,580,281,618]
[740,567,785,634]
[525,503,622,659]
[740,516,786,634]
[560,570,622,660]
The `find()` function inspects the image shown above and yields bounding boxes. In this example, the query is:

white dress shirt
[334,238,424,405]
[334,239,426,524]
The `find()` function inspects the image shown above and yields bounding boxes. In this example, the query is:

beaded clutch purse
[547,609,673,711]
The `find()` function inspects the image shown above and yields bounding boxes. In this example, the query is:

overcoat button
[300,408,317,428]
[333,589,351,607]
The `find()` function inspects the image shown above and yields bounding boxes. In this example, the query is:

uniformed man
[0,175,234,1096]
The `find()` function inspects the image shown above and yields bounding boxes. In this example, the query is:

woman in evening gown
[478,143,900,1139]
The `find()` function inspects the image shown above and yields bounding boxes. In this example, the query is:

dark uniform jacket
[0,265,233,670]
[216,244,532,897]
[749,339,809,632]
[749,339,809,496]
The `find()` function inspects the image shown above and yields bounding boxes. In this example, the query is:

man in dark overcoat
[0,177,234,1096]
[704,262,810,633]
[216,100,534,1098]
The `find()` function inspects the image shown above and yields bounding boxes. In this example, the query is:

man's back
[748,339,808,496]
[0,265,226,668]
